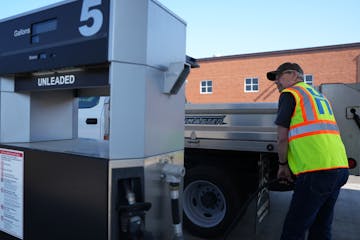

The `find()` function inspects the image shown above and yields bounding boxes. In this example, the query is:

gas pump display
[0,0,189,239]
[0,0,109,75]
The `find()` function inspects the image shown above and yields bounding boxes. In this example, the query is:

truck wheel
[183,166,240,238]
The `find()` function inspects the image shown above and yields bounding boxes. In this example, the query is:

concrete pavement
[185,175,360,240]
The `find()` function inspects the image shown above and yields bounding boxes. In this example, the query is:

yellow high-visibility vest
[282,82,348,175]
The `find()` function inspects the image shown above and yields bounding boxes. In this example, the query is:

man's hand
[277,164,293,184]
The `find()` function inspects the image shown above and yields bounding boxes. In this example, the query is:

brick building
[186,42,360,103]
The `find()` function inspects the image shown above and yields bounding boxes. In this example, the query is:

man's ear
[290,71,298,82]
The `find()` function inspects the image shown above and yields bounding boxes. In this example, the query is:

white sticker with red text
[0,148,24,239]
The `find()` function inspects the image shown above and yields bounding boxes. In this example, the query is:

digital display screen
[31,19,57,43]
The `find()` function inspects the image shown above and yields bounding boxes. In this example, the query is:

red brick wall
[186,46,360,103]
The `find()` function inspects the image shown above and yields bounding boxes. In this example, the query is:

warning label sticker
[0,148,24,239]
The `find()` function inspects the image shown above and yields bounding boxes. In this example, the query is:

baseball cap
[267,62,304,81]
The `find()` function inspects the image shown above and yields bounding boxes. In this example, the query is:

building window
[200,80,213,94]
[304,74,313,85]
[244,78,259,92]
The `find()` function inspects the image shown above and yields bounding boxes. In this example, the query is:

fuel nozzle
[161,162,186,240]
[161,162,185,184]
[118,179,152,240]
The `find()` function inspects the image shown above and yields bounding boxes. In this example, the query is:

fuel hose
[169,182,183,240]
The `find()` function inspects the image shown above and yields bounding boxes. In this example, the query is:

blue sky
[1,0,359,58]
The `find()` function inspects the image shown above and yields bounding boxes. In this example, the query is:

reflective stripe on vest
[290,86,317,121]
[289,121,339,141]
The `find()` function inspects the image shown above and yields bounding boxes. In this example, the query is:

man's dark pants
[280,168,349,240]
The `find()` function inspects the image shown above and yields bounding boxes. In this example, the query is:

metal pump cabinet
[0,0,188,239]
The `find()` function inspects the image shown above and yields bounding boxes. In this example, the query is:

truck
[78,82,360,239]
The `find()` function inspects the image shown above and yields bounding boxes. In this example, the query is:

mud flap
[225,155,271,239]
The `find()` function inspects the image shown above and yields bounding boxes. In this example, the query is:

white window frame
[304,74,313,85]
[200,80,213,94]
[244,77,259,92]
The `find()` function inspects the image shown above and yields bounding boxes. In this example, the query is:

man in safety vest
[267,62,349,240]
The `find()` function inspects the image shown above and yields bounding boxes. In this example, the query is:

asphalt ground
[185,175,360,240]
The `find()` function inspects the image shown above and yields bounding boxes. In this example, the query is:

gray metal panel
[151,0,187,25]
[185,102,278,114]
[144,67,185,155]
[109,63,185,159]
[109,62,146,159]
[0,76,14,91]
[185,129,277,142]
[185,139,277,153]
[0,90,31,142]
[185,102,278,152]
[320,83,360,175]
[30,91,76,141]
[108,0,186,70]
[147,0,186,69]
[108,0,187,159]
[108,0,148,64]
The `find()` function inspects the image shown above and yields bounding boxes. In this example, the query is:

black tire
[183,166,241,239]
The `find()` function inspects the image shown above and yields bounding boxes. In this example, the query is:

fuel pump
[0,0,189,239]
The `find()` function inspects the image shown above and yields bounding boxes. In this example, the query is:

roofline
[198,42,360,62]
